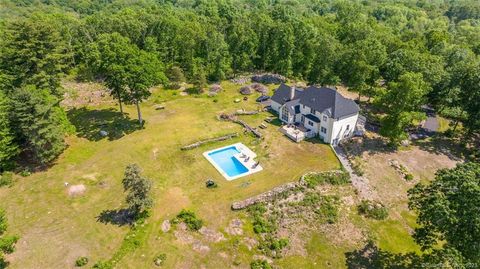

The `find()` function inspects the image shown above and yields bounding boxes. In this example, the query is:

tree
[0,91,18,171]
[9,86,68,165]
[378,72,430,144]
[0,15,71,96]
[122,164,153,216]
[457,60,480,136]
[166,66,186,83]
[408,162,480,263]
[86,33,135,114]
[124,50,165,125]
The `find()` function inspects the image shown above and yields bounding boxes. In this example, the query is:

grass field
[0,81,458,268]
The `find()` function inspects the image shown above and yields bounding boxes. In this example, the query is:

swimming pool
[203,143,263,180]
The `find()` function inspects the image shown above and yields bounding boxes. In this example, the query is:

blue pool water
[208,146,249,177]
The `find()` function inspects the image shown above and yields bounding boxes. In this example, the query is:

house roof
[271,83,303,105]
[304,113,320,123]
[272,83,359,119]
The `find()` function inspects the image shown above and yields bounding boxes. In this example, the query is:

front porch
[279,123,315,142]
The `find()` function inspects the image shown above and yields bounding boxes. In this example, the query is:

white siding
[327,114,359,145]
[271,100,282,113]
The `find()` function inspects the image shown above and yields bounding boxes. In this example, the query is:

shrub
[75,256,88,267]
[404,173,414,181]
[258,235,289,256]
[303,171,350,188]
[247,204,276,234]
[358,200,388,220]
[0,235,19,253]
[0,172,13,187]
[19,169,31,177]
[153,253,166,266]
[185,87,204,95]
[250,259,272,269]
[92,260,113,269]
[175,209,203,231]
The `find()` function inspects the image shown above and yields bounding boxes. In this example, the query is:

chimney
[290,86,295,100]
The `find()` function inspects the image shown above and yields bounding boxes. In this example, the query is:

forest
[0,0,480,268]
[1,0,479,168]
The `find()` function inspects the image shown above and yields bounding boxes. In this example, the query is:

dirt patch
[67,184,86,197]
[61,81,114,108]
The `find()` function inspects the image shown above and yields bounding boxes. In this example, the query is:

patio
[279,124,314,142]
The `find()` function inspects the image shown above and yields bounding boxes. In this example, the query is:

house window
[281,106,289,121]
[311,108,316,114]
[308,121,313,126]
[321,127,327,133]
[346,124,350,130]
[323,115,327,121]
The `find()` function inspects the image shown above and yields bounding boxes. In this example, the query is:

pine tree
[0,91,18,171]
[9,86,67,165]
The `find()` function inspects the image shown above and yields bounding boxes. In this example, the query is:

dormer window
[311,108,316,114]
[323,115,327,121]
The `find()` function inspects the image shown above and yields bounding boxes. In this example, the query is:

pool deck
[203,142,263,181]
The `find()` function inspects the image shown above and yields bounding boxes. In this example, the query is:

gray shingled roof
[271,83,303,104]
[271,83,359,119]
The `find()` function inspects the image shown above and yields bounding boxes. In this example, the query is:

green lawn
[0,81,344,268]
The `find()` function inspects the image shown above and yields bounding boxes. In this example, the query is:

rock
[401,139,410,146]
[230,76,250,84]
[154,105,165,110]
[239,86,253,95]
[234,98,241,103]
[99,130,108,137]
[199,226,225,242]
[192,241,210,253]
[67,184,86,197]
[209,84,222,93]
[243,237,258,250]
[226,219,243,235]
[251,83,268,94]
[161,220,171,232]
[251,73,286,84]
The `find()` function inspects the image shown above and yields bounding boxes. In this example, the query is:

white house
[270,83,360,145]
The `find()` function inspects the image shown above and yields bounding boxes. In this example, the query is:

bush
[301,194,340,224]
[250,259,272,269]
[175,209,203,231]
[0,235,19,254]
[404,173,414,181]
[153,253,166,266]
[247,204,276,234]
[258,235,289,257]
[19,170,31,177]
[358,200,388,220]
[185,87,204,95]
[92,260,113,269]
[0,172,13,187]
[75,256,88,267]
[303,171,350,188]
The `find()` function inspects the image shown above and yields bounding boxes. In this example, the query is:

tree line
[0,0,479,167]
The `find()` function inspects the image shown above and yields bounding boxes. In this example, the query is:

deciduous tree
[122,164,153,216]
[408,162,480,263]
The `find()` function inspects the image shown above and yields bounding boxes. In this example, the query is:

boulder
[99,130,108,137]
[251,73,286,84]
[251,83,268,94]
[239,86,253,95]
[209,84,222,93]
